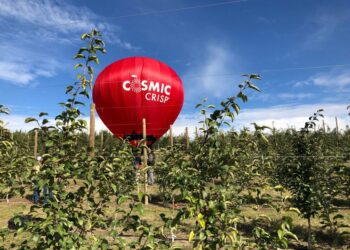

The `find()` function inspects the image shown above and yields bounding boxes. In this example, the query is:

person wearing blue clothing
[33,156,52,204]
[32,156,42,204]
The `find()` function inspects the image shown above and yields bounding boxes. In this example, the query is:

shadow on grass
[8,215,43,230]
[130,192,187,210]
[292,224,349,248]
[332,197,350,208]
[237,217,349,249]
[24,194,33,203]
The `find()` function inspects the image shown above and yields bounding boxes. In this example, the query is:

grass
[0,184,349,249]
[0,198,30,228]
[241,206,350,249]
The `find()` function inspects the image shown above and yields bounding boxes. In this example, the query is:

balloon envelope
[93,57,184,145]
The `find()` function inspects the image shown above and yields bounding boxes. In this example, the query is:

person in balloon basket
[147,149,155,185]
[133,151,142,182]
[33,156,52,204]
[133,148,155,185]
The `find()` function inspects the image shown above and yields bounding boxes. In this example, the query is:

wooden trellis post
[335,117,339,135]
[169,124,174,147]
[195,126,198,139]
[89,103,96,157]
[169,124,175,214]
[34,130,38,159]
[100,131,104,149]
[142,118,149,205]
[322,120,325,133]
[185,127,189,149]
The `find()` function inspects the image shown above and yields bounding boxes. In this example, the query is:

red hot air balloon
[93,57,184,146]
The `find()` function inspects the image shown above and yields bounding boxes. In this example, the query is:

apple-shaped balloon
[93,57,184,146]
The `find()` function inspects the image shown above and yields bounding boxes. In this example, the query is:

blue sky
[1,0,350,134]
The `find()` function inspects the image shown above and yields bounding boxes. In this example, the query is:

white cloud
[171,113,201,138]
[0,0,98,33]
[235,103,349,131]
[250,91,315,104]
[0,62,36,85]
[294,69,350,91]
[0,61,57,86]
[162,103,350,137]
[1,114,37,132]
[277,93,314,100]
[0,40,62,86]
[170,103,350,135]
[0,0,135,49]
[184,44,238,99]
[303,10,350,48]
[0,0,136,86]
[313,71,350,88]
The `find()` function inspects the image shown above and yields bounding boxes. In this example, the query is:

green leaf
[25,117,37,123]
[74,63,83,69]
[248,83,261,92]
[81,33,91,40]
[0,105,10,114]
[88,56,99,64]
[74,101,85,106]
[39,112,48,117]
[95,46,106,53]
[223,121,231,127]
[117,195,129,205]
[288,207,301,215]
[32,235,39,243]
[14,217,21,226]
[66,86,74,94]
[249,74,261,80]
[77,47,88,54]
[136,203,144,215]
[277,229,283,240]
[111,184,117,193]
[87,66,94,74]
[284,231,298,241]
[92,29,99,36]
[94,38,105,46]
[137,192,144,202]
[258,132,269,144]
[197,213,206,229]
[42,119,49,125]
[237,92,248,103]
[232,103,240,114]
[74,54,85,59]
[188,231,195,242]
[45,140,54,147]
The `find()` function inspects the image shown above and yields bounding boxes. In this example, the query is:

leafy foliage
[156,75,298,249]
[1,29,349,250]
